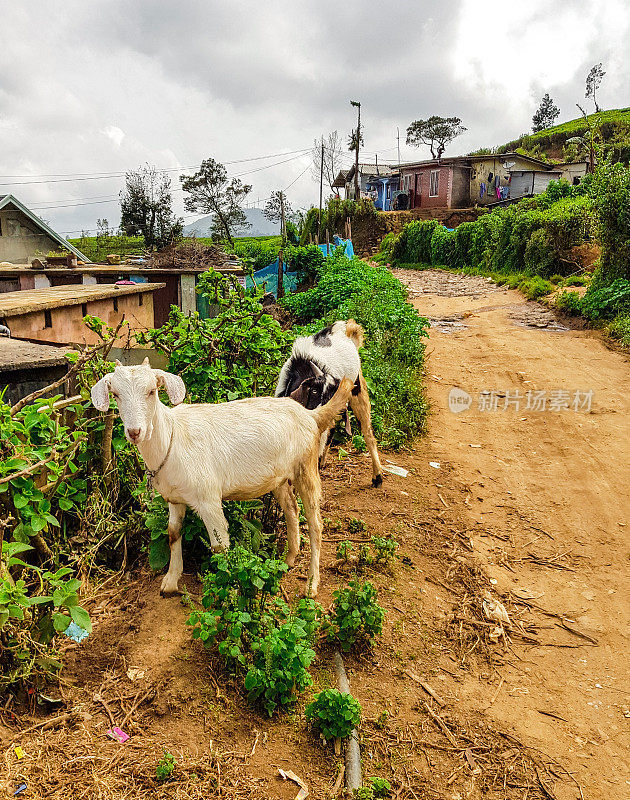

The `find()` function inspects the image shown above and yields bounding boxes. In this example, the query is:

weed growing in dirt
[336,541,355,561]
[325,579,385,651]
[347,518,366,534]
[155,750,176,781]
[187,546,322,715]
[606,314,630,345]
[371,536,398,566]
[353,777,392,799]
[305,688,361,741]
[352,434,367,452]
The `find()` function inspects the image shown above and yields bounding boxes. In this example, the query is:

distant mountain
[183,207,280,238]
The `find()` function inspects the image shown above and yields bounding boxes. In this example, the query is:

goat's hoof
[160,575,181,597]
[286,555,297,568]
[372,474,383,488]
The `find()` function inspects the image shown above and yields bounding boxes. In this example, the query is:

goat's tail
[344,318,365,349]
[310,377,354,433]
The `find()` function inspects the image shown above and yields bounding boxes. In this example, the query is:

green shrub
[354,778,393,799]
[305,688,362,740]
[517,276,555,300]
[555,290,583,315]
[581,278,630,319]
[523,228,556,277]
[371,536,398,565]
[284,244,325,281]
[591,162,630,281]
[430,226,456,267]
[606,314,630,346]
[373,231,398,265]
[392,220,437,264]
[233,238,281,270]
[336,541,355,561]
[326,579,385,651]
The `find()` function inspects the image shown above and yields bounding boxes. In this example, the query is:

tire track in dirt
[396,268,630,800]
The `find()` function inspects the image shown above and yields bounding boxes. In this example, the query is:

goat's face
[91,359,186,444]
[290,375,339,410]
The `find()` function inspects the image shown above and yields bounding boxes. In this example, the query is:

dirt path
[394,268,630,799]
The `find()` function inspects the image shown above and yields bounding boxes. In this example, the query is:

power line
[0,148,312,186]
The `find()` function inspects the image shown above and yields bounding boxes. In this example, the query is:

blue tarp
[246,239,354,298]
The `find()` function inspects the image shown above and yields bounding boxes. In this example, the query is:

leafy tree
[532,94,560,133]
[585,63,605,112]
[263,190,292,241]
[406,116,467,159]
[312,131,345,192]
[180,158,252,246]
[119,165,183,249]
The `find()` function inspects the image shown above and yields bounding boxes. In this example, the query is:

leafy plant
[354,778,393,799]
[336,541,355,561]
[305,688,361,741]
[371,536,398,565]
[326,579,385,651]
[156,750,176,781]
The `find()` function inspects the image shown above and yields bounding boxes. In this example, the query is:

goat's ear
[290,378,313,406]
[91,375,112,411]
[155,370,186,406]
[142,356,150,367]
[114,359,123,367]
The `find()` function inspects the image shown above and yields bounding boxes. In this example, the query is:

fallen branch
[404,670,446,707]
[423,702,458,747]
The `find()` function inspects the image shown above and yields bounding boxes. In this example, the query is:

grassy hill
[495,107,630,162]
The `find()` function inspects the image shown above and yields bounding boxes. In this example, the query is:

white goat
[91,359,351,597]
[275,320,383,487]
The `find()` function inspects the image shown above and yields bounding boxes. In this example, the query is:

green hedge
[382,181,596,278]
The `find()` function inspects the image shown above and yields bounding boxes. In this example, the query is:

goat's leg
[295,455,323,598]
[160,502,186,597]
[349,371,383,488]
[273,481,300,568]
[318,428,334,469]
[197,500,230,553]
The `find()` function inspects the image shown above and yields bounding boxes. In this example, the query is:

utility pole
[317,139,324,243]
[397,127,401,168]
[280,191,285,243]
[351,100,361,201]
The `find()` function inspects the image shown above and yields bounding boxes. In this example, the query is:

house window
[44,309,52,328]
[429,170,440,197]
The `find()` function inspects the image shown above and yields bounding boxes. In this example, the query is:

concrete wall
[402,166,451,209]
[0,207,59,264]
[6,291,156,345]
[450,166,471,208]
[469,155,540,205]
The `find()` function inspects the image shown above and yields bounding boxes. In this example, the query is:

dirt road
[396,268,630,799]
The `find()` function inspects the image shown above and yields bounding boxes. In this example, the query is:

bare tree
[312,131,345,192]
[585,63,606,112]
[119,166,183,249]
[406,116,467,159]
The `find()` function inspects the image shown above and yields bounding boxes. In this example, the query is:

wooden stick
[404,670,446,707]
[423,702,458,747]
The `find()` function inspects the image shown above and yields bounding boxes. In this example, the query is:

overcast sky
[1,0,628,236]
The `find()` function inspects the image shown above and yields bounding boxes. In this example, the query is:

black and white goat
[275,320,383,487]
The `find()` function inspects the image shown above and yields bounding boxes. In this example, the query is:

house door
[414,173,421,208]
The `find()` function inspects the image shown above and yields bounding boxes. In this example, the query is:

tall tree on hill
[263,190,292,242]
[585,63,606,112]
[180,158,252,246]
[406,116,467,159]
[532,93,560,133]
[312,132,345,193]
[119,165,183,249]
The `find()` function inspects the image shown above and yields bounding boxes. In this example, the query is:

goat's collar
[145,424,174,491]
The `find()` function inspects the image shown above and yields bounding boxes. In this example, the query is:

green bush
[555,290,583,315]
[187,546,321,715]
[326,579,385,651]
[523,228,556,276]
[305,688,362,740]
[517,276,555,300]
[156,750,176,781]
[392,220,437,264]
[284,244,325,280]
[581,278,630,320]
[591,162,630,281]
[233,238,281,270]
[430,226,456,267]
[606,314,630,346]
